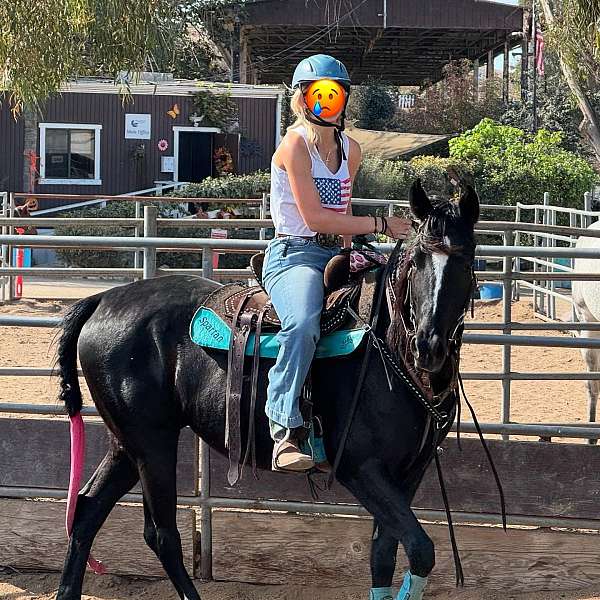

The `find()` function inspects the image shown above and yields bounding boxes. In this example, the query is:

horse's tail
[57,294,101,417]
[57,294,107,574]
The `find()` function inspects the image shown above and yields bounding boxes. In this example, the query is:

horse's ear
[458,184,480,226]
[409,179,432,221]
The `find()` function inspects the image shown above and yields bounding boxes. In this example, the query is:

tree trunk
[539,0,600,160]
[22,104,38,194]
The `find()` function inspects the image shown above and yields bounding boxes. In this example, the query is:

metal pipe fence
[4,193,600,581]
[2,228,600,432]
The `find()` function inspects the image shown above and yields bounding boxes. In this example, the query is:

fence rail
[3,191,600,584]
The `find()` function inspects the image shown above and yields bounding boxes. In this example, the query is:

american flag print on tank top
[314,176,351,213]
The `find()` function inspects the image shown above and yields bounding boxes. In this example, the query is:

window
[39,123,102,185]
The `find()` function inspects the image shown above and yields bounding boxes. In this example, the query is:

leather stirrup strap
[242,304,268,479]
[226,311,255,486]
[225,295,249,445]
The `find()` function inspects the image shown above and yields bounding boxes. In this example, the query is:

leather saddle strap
[226,310,255,486]
[225,295,250,446]
[242,304,269,479]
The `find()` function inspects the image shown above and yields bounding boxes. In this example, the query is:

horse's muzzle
[414,330,446,373]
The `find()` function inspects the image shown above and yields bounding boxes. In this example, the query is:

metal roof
[59,78,285,98]
[346,125,449,159]
[240,0,523,85]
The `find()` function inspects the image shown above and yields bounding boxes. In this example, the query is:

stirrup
[271,430,315,473]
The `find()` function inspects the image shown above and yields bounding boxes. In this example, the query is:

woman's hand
[383,216,412,240]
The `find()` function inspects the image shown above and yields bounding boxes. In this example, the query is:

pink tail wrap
[66,412,107,575]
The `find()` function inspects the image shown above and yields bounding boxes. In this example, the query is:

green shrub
[449,118,598,209]
[172,171,270,204]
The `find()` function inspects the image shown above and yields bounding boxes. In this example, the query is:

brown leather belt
[276,232,342,248]
[275,233,315,239]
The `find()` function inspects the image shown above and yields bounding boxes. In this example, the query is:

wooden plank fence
[3,416,600,593]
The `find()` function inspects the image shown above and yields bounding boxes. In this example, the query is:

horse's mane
[411,198,467,256]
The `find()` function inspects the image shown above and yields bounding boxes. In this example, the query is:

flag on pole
[535,25,545,76]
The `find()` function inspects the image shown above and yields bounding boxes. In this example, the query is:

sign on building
[125,114,151,139]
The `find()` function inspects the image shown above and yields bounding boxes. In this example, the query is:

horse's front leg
[369,519,398,600]
[343,462,432,600]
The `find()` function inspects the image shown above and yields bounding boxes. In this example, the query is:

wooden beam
[0,498,195,576]
[210,438,600,521]
[0,418,198,496]
[212,510,600,591]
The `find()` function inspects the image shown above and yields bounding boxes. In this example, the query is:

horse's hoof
[369,587,393,600]
[396,572,428,600]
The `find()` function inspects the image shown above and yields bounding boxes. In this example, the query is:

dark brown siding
[0,98,25,193]
[237,97,276,174]
[28,91,276,208]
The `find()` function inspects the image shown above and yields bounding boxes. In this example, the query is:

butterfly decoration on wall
[166,103,180,119]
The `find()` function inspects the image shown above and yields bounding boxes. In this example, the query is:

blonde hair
[286,87,341,153]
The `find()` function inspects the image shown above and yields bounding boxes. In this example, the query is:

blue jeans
[262,236,340,428]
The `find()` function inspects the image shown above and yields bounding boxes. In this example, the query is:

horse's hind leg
[137,429,202,600]
[343,464,433,600]
[57,440,139,600]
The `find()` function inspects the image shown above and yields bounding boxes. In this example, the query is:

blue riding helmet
[292,54,351,89]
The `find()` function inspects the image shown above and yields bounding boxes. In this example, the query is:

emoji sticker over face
[304,79,346,120]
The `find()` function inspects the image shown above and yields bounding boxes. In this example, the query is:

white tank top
[269,125,351,237]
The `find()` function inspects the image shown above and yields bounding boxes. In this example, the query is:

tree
[346,80,398,131]
[501,49,586,155]
[395,60,504,134]
[0,0,240,113]
[539,0,600,160]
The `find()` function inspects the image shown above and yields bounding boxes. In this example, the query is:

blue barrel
[479,282,503,300]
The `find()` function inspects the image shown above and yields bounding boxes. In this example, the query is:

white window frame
[173,126,221,183]
[39,123,102,185]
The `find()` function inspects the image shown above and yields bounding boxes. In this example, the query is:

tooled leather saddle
[201,248,385,485]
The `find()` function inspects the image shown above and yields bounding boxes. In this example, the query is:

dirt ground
[0,280,596,599]
[4,569,600,600]
[0,280,590,427]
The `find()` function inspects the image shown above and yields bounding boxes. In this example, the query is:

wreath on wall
[213,146,234,176]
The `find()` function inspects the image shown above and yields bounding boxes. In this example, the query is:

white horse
[573,220,600,424]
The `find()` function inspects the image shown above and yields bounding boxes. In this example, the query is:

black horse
[55,180,479,600]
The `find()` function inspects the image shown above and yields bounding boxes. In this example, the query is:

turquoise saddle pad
[190,307,366,359]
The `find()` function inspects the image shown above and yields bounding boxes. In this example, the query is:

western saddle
[202,248,384,485]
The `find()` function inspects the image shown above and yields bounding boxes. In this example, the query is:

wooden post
[486,49,494,79]
[521,9,531,103]
[473,58,480,99]
[503,38,510,104]
[239,26,248,85]
[143,206,157,279]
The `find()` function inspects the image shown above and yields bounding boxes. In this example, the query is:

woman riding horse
[54,57,480,600]
[265,54,411,471]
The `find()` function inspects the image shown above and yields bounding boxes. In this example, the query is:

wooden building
[1,78,284,207]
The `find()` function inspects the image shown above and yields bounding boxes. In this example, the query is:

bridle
[385,231,477,408]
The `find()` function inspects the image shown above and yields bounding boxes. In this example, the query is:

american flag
[314,176,351,212]
[535,24,545,77]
